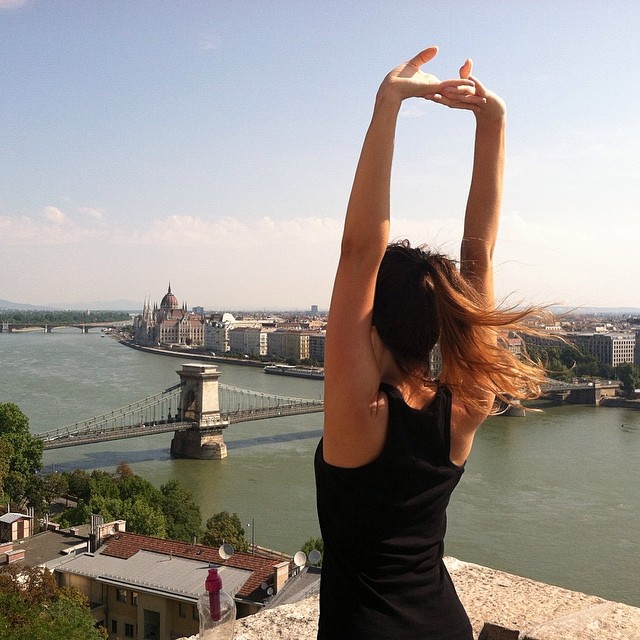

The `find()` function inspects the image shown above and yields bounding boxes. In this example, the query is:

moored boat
[264,364,324,380]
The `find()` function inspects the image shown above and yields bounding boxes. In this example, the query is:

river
[0,330,638,607]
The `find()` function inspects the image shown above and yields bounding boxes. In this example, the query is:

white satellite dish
[293,551,307,567]
[260,582,269,591]
[219,543,234,560]
[266,587,274,596]
[308,549,322,565]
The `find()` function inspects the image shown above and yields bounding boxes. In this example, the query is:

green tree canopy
[0,403,44,504]
[202,511,248,552]
[0,564,107,640]
[301,537,323,557]
[615,363,640,397]
[0,440,10,501]
[56,467,204,542]
[63,469,91,501]
[161,479,203,543]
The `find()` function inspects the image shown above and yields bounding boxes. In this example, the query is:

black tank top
[314,383,473,640]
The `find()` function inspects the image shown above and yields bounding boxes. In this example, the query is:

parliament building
[133,284,204,347]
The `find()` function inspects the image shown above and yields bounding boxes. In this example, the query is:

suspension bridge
[36,363,324,459]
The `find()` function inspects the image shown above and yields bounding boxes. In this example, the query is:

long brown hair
[372,240,547,412]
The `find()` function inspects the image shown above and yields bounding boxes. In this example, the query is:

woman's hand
[434,57,506,120]
[377,46,483,108]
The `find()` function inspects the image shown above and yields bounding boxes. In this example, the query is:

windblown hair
[372,240,548,413]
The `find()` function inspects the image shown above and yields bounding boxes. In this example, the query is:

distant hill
[0,299,58,311]
[51,299,142,312]
[0,298,141,312]
[551,306,640,316]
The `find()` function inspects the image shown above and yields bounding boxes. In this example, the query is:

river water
[0,330,638,607]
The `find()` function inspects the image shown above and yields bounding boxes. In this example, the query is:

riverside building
[133,284,205,348]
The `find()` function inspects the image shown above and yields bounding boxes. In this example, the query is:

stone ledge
[185,557,640,639]
[447,558,639,639]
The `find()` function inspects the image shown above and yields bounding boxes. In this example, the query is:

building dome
[160,284,180,310]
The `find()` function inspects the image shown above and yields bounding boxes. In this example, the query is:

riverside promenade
[184,558,640,640]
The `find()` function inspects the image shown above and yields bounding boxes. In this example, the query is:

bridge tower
[170,363,230,460]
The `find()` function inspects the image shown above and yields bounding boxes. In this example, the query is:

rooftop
[8,526,88,566]
[72,531,289,602]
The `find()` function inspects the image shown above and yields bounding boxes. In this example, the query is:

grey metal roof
[0,513,33,524]
[55,549,252,603]
[265,567,321,608]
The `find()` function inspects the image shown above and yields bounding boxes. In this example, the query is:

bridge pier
[170,363,230,460]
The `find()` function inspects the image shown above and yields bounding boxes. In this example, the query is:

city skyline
[2,1,639,309]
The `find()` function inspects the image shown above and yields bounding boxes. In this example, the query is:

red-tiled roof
[100,532,289,600]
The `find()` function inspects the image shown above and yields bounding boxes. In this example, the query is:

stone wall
[184,557,640,640]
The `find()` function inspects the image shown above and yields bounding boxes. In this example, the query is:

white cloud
[77,207,105,220]
[127,214,342,248]
[43,206,68,224]
[0,0,28,9]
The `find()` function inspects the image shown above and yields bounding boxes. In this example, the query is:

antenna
[293,551,307,568]
[219,543,234,560]
[308,549,322,566]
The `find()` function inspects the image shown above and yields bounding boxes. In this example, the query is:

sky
[1,0,639,311]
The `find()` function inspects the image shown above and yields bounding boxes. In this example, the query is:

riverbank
[118,339,265,368]
[601,396,640,409]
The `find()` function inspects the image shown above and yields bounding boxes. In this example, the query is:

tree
[23,472,69,516]
[615,363,640,397]
[0,403,44,504]
[160,479,203,543]
[202,511,248,552]
[0,564,106,640]
[64,469,91,501]
[120,499,167,537]
[301,537,324,566]
[0,440,10,501]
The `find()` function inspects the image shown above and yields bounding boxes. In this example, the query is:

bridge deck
[41,402,324,449]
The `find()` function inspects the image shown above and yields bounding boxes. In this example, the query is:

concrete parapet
[447,558,640,639]
[182,557,640,640]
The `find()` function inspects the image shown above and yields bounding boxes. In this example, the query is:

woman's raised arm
[458,70,507,308]
[322,48,481,467]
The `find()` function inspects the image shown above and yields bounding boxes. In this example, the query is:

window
[117,588,127,602]
[192,605,199,621]
[143,609,160,640]
[131,591,139,606]
[179,601,187,618]
[111,619,117,634]
[124,622,134,637]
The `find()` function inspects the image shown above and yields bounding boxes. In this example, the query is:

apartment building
[267,329,310,362]
[54,530,292,640]
[228,325,270,357]
[568,332,636,368]
[308,332,326,364]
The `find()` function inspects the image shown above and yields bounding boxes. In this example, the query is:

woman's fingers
[460,58,473,79]
[468,74,487,97]
[407,46,439,69]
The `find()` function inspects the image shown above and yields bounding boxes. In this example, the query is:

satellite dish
[260,582,269,591]
[219,543,234,560]
[308,549,322,565]
[266,587,274,596]
[293,551,307,567]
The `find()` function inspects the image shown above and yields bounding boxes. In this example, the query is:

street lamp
[246,518,255,554]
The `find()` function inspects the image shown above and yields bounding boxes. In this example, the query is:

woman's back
[315,384,473,640]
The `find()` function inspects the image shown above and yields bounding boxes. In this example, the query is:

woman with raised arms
[315,47,546,639]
